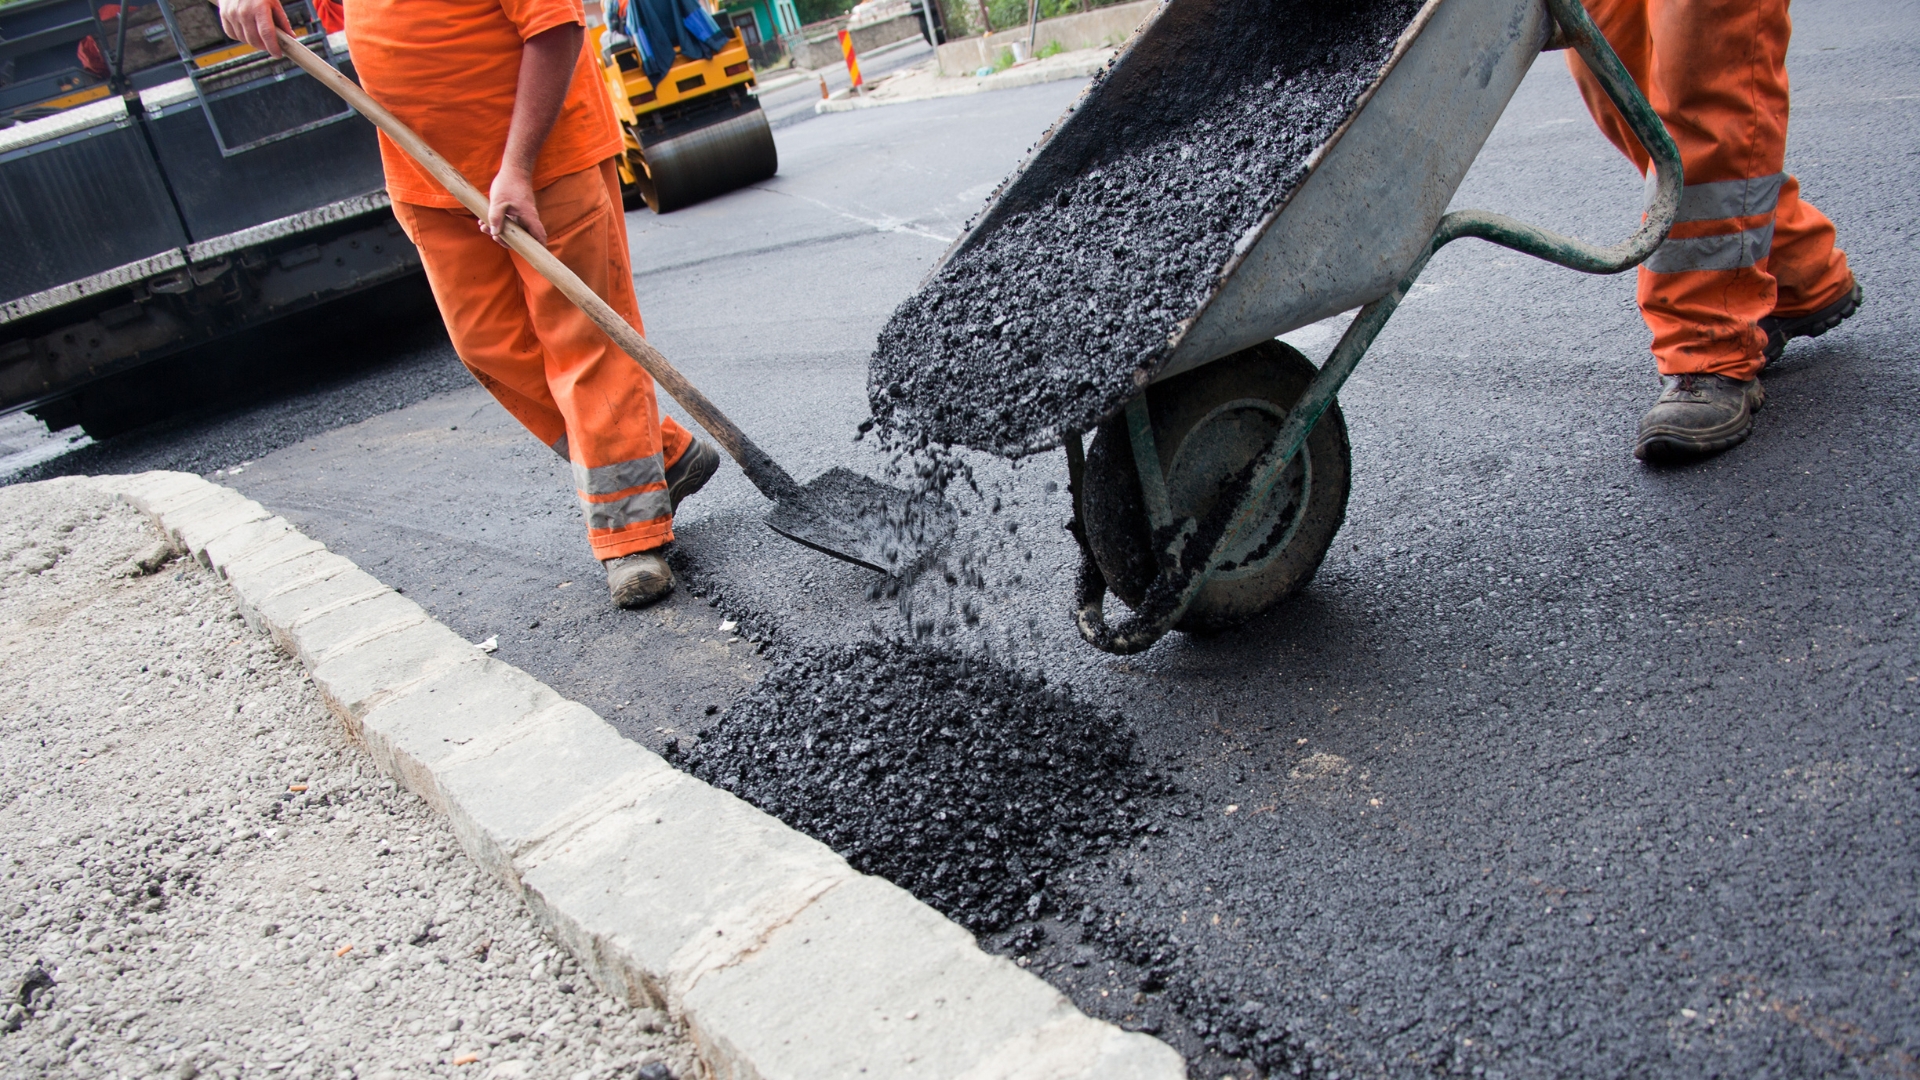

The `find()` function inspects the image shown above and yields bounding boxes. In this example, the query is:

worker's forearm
[500,23,585,179]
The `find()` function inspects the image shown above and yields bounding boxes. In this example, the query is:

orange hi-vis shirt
[347,0,623,209]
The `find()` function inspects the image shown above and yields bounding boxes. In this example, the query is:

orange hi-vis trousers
[1568,0,1853,382]
[393,159,694,561]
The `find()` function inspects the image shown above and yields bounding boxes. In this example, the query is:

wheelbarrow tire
[1082,340,1350,635]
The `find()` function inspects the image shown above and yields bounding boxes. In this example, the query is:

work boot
[605,549,674,609]
[1633,373,1765,462]
[1762,279,1862,366]
[666,438,720,511]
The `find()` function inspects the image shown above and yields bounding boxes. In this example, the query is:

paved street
[12,1,1918,1074]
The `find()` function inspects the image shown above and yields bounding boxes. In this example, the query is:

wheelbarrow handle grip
[1436,0,1682,274]
[275,31,802,501]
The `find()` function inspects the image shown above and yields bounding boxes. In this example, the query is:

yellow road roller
[597,0,777,213]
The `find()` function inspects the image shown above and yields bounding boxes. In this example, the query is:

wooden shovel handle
[276,31,799,499]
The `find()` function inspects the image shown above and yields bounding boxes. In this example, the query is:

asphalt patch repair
[869,0,1424,455]
[666,638,1175,933]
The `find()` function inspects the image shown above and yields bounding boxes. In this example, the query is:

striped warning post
[838,28,863,90]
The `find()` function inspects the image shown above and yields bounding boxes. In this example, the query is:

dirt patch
[0,478,695,1080]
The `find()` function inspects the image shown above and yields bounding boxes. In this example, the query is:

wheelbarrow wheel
[1082,340,1350,634]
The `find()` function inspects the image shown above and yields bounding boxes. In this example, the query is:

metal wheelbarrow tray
[870,0,1681,653]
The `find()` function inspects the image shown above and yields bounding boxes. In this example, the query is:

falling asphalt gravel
[13,13,1916,1074]
[870,0,1423,456]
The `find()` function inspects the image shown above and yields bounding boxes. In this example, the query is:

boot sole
[666,441,720,511]
[1762,281,1862,366]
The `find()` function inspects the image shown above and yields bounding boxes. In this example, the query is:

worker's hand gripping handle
[274,31,803,502]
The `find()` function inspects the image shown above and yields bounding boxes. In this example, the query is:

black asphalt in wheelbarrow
[869,0,1682,652]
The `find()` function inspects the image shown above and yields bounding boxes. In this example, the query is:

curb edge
[93,471,1186,1080]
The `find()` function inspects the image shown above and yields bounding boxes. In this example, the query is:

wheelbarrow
[881,0,1680,654]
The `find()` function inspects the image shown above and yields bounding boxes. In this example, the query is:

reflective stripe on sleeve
[585,487,673,531]
[572,454,666,497]
[1647,171,1786,223]
[1645,222,1775,274]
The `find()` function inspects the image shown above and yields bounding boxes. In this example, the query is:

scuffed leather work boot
[1634,373,1765,462]
[1762,279,1862,366]
[665,438,720,511]
[605,550,674,609]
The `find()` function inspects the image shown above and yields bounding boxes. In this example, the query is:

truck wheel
[1081,341,1351,635]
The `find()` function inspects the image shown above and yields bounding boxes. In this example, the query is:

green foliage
[794,0,857,29]
[982,0,1113,33]
[992,47,1015,71]
[1036,39,1064,57]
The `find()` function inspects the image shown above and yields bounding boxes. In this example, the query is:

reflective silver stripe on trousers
[1645,222,1775,274]
[550,434,570,462]
[585,487,673,531]
[572,454,666,496]
[1645,171,1786,223]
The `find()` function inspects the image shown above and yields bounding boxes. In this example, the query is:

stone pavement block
[308,618,477,724]
[680,874,1186,1080]
[107,470,212,510]
[227,550,359,644]
[434,702,674,889]
[138,486,242,543]
[348,656,539,790]
[200,516,298,577]
[99,470,207,510]
[224,532,331,578]
[349,658,589,825]
[144,480,245,523]
[253,562,385,631]
[516,773,855,1011]
[222,533,334,591]
[175,498,274,560]
[285,588,428,668]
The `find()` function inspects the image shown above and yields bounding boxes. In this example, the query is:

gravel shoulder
[0,478,695,1080]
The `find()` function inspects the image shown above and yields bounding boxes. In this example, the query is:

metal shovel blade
[764,467,957,576]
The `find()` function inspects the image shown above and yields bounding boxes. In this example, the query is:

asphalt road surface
[13,3,1917,1075]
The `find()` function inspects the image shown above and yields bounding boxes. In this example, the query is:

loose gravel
[667,638,1176,934]
[0,479,695,1080]
[869,0,1422,456]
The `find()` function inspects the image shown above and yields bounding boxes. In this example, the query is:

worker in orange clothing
[218,0,719,608]
[1568,0,1862,461]
[313,0,343,34]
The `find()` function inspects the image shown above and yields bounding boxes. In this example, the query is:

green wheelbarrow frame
[1067,0,1683,654]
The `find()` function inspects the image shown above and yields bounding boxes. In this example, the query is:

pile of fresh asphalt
[667,639,1176,933]
[869,0,1422,456]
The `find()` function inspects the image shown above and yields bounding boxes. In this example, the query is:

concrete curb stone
[92,471,1187,1080]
